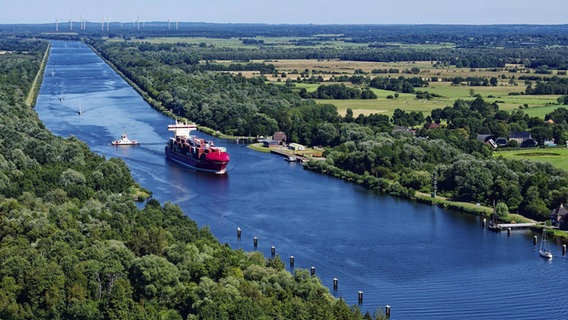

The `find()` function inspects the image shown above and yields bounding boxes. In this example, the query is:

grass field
[288,81,562,117]
[520,104,567,118]
[493,148,568,171]
[136,37,458,50]
[136,38,565,118]
[316,84,560,117]
[260,59,563,117]
[134,36,372,49]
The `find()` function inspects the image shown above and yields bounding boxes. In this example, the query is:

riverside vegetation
[0,38,386,319]
[86,26,568,228]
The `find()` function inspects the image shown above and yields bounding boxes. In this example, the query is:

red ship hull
[165,144,229,174]
[165,121,230,174]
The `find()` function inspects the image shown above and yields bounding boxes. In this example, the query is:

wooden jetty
[488,222,536,232]
[270,149,308,163]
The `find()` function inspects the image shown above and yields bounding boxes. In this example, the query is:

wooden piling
[253,236,258,248]
[358,291,363,304]
[333,278,338,290]
[290,256,295,267]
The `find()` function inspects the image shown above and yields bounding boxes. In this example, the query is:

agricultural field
[316,94,442,116]
[134,36,455,50]
[493,147,568,172]
[120,37,252,48]
[131,37,566,119]
[258,59,564,117]
[521,104,567,118]
[128,36,371,49]
[286,81,559,117]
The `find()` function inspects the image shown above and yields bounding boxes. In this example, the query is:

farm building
[508,132,532,145]
[551,204,568,229]
[261,139,280,148]
[288,143,305,151]
[273,131,287,143]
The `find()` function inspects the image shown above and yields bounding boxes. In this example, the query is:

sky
[1,0,566,25]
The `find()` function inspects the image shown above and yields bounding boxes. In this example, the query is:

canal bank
[85,39,565,242]
[35,41,568,319]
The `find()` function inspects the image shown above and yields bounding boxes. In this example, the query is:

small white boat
[539,250,553,259]
[112,133,139,146]
[538,228,553,259]
[284,155,297,162]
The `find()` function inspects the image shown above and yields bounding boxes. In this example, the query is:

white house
[288,143,305,151]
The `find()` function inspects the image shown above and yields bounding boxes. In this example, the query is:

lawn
[493,147,568,172]
[521,104,567,118]
[264,59,563,117]
[314,85,560,117]
[425,83,560,111]
[316,97,443,117]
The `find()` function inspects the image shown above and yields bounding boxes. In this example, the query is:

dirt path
[25,43,50,107]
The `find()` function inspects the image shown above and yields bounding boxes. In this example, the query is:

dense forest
[0,38,384,319]
[86,36,568,223]
[2,23,568,317]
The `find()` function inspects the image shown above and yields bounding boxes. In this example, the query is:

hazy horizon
[1,0,566,25]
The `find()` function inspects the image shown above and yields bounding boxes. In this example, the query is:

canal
[35,41,568,319]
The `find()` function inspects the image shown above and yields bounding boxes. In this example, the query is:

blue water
[35,41,568,320]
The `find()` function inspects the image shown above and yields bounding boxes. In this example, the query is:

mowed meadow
[494,148,568,171]
[262,59,562,117]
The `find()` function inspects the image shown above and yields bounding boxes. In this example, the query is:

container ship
[165,121,230,174]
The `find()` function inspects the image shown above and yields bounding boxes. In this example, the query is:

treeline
[89,38,568,221]
[370,76,428,93]
[0,39,381,319]
[6,23,568,49]
[88,39,568,70]
[525,77,568,95]
[296,76,428,100]
[0,38,47,105]
[420,97,568,148]
[300,84,377,99]
[89,40,352,141]
[450,76,499,86]
[306,123,568,221]
[392,108,425,127]
[0,38,48,53]
[201,61,276,74]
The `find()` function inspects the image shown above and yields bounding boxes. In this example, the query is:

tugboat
[111,132,139,146]
[165,121,230,174]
